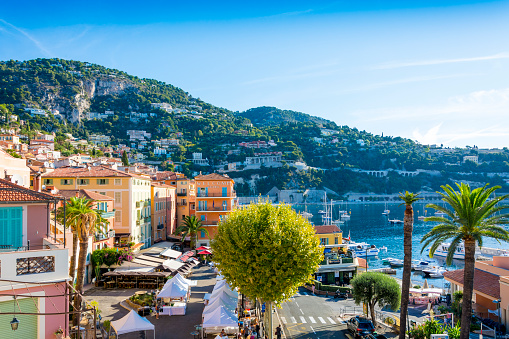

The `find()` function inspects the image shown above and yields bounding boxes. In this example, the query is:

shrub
[103,320,111,332]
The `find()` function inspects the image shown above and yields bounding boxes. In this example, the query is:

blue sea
[292,202,509,287]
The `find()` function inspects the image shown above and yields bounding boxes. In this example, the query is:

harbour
[292,201,509,287]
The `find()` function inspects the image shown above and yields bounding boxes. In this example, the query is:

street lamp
[493,299,501,339]
[10,317,19,331]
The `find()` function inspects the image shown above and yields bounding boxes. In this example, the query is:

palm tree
[398,191,421,339]
[175,216,209,249]
[65,197,101,325]
[421,183,509,339]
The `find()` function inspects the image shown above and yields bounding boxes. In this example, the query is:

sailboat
[382,202,390,215]
[418,205,426,221]
[339,201,351,220]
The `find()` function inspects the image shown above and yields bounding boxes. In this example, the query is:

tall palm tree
[398,191,421,339]
[421,183,509,339]
[65,197,101,325]
[175,216,209,249]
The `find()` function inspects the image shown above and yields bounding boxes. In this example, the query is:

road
[276,287,349,339]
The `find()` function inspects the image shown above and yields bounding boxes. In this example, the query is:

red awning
[198,250,212,255]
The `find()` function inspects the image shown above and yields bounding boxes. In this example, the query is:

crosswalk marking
[281,317,287,324]
[327,317,336,324]
[309,316,316,323]
[290,317,296,323]
[318,317,326,324]
[337,317,346,324]
[300,316,307,323]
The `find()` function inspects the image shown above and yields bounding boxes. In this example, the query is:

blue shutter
[201,215,205,221]
[222,187,227,197]
[0,207,23,248]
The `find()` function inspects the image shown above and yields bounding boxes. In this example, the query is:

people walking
[275,325,282,339]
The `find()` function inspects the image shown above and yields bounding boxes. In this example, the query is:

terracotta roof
[443,268,500,299]
[58,189,114,201]
[194,173,232,181]
[0,178,61,203]
[153,171,177,181]
[314,225,342,234]
[41,165,148,179]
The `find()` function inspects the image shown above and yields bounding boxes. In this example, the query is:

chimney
[125,168,129,173]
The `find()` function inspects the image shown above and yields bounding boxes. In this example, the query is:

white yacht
[434,211,447,217]
[423,267,447,278]
[388,259,404,267]
[412,260,431,271]
[346,242,380,257]
[432,242,465,260]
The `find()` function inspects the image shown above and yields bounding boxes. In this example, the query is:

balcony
[144,200,150,207]
[177,202,188,206]
[197,207,230,212]
[95,230,115,241]
[201,220,220,226]
[157,224,165,230]
[196,192,236,198]
[144,217,151,223]
[0,248,69,285]
[177,192,187,197]
[319,255,355,266]
[101,211,115,218]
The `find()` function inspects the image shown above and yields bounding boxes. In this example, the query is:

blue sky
[1,1,509,148]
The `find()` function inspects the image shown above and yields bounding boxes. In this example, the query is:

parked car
[334,290,348,299]
[171,243,183,251]
[347,316,376,338]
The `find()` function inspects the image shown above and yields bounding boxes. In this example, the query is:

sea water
[292,202,509,287]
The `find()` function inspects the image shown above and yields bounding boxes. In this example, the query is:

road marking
[337,317,346,324]
[281,317,287,324]
[302,292,308,296]
[290,317,296,323]
[318,317,326,324]
[295,302,299,307]
[300,308,304,315]
[309,316,316,323]
[327,317,336,324]
[310,326,316,334]
[295,292,301,296]
[300,316,307,323]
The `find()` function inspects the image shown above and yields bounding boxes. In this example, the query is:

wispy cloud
[0,18,52,56]
[373,52,509,70]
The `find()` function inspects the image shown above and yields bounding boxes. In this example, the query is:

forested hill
[1,57,508,197]
[239,106,334,127]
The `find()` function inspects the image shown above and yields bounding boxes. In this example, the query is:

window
[16,256,55,275]
[99,192,106,195]
[200,230,206,238]
[43,179,53,185]
[335,237,339,245]
[60,179,73,185]
[97,179,109,185]
[115,210,122,222]
[78,179,89,185]
[320,238,329,245]
[114,192,121,204]
[114,178,121,185]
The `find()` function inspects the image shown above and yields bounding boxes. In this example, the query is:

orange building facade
[194,173,236,246]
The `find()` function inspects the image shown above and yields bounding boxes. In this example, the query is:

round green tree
[211,201,323,338]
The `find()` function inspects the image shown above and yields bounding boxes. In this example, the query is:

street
[276,287,349,339]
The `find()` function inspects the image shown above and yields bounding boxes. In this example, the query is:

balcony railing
[197,192,236,198]
[197,207,230,212]
[101,211,115,218]
[177,202,187,206]
[157,224,165,230]
[95,230,115,241]
[144,200,150,207]
[320,256,354,265]
[177,192,187,197]
[201,220,219,226]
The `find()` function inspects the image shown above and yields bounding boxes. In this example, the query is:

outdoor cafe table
[160,302,187,315]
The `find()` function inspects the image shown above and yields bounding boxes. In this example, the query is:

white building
[463,155,479,164]
[89,134,111,145]
[25,108,47,117]
[154,147,167,155]
[245,152,283,165]
[151,103,173,112]
[190,153,210,166]
[127,130,152,141]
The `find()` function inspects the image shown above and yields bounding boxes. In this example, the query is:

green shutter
[0,207,23,248]
[0,298,38,338]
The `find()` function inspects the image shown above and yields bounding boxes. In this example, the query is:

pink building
[0,179,70,338]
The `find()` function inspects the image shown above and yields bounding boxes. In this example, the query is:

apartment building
[0,148,30,187]
[151,183,176,243]
[41,166,153,249]
[194,173,236,246]
[175,177,196,227]
[0,179,69,338]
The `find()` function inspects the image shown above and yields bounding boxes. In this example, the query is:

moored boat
[432,242,465,260]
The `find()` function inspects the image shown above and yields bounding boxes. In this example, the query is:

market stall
[111,310,155,339]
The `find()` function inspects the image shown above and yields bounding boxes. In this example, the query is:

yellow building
[313,225,343,246]
[41,165,153,248]
[194,173,236,246]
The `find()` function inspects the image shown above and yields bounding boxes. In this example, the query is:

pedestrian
[275,325,282,339]
[256,324,260,338]
[311,285,315,295]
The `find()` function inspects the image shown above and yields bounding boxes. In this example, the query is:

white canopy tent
[207,291,238,308]
[210,285,239,299]
[213,280,231,290]
[203,295,237,315]
[202,306,238,335]
[157,279,188,299]
[160,248,183,259]
[174,273,198,286]
[111,310,155,339]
